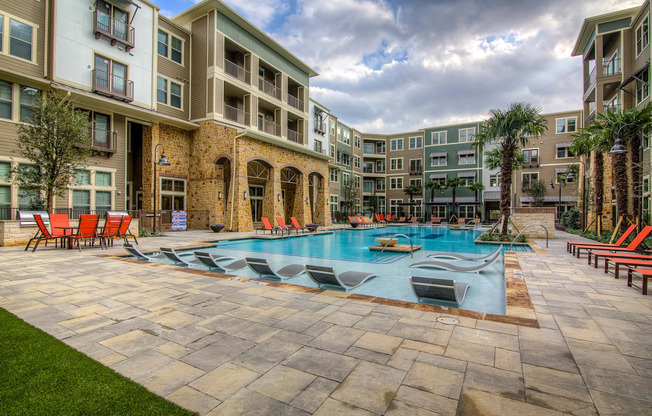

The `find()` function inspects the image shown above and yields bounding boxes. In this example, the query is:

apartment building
[573,2,651,226]
[0,0,332,232]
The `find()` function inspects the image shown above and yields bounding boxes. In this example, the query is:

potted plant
[210,223,225,233]
[306,223,319,232]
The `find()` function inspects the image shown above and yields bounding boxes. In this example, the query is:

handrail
[375,233,414,260]
[508,223,548,249]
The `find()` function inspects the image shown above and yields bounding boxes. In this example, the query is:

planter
[376,238,398,247]
[210,224,225,233]
[306,224,319,232]
[350,222,360,228]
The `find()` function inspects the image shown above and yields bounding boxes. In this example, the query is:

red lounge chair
[605,258,652,279]
[592,251,652,268]
[348,216,359,225]
[290,217,310,233]
[567,224,637,254]
[397,216,406,223]
[430,217,442,224]
[627,268,652,295]
[25,214,60,252]
[359,216,373,227]
[457,218,466,225]
[276,217,293,233]
[118,215,138,244]
[70,215,100,252]
[582,225,652,261]
[49,213,70,248]
[256,217,277,234]
[97,215,123,248]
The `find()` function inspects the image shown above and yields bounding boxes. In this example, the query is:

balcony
[224,59,251,84]
[224,104,250,125]
[287,129,303,144]
[288,93,304,111]
[584,66,596,93]
[409,168,423,176]
[91,128,117,156]
[602,58,621,77]
[258,118,280,137]
[93,11,135,51]
[586,108,596,125]
[92,69,134,102]
[603,102,621,113]
[258,77,281,100]
[314,121,326,135]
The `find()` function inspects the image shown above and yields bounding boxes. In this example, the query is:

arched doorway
[280,166,302,223]
[308,172,324,224]
[215,156,231,223]
[247,160,273,223]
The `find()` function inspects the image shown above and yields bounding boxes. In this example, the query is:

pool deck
[1,229,650,415]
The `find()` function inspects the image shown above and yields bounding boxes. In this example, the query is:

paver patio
[0,230,651,415]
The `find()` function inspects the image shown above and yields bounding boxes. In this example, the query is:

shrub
[478,232,527,243]
[561,208,580,229]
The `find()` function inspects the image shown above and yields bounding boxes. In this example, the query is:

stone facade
[509,209,555,239]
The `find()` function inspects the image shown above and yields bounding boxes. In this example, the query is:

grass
[0,307,196,416]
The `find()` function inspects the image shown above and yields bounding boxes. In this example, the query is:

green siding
[217,12,309,86]
[583,28,596,57]
[598,18,632,34]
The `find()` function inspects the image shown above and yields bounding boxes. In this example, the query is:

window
[637,69,649,104]
[490,173,501,187]
[376,178,385,191]
[390,199,402,216]
[74,170,91,185]
[330,121,335,135]
[0,161,9,179]
[459,153,475,165]
[354,135,361,148]
[19,86,38,122]
[523,149,539,165]
[637,16,649,56]
[0,185,9,220]
[376,141,385,153]
[354,156,360,169]
[91,112,111,147]
[644,177,650,193]
[171,37,182,64]
[557,145,574,158]
[376,160,385,172]
[160,178,186,210]
[459,127,475,143]
[342,172,350,185]
[459,205,475,218]
[72,190,91,214]
[0,80,11,119]
[363,162,373,174]
[330,195,338,213]
[95,191,111,214]
[314,140,322,154]
[9,18,33,61]
[363,181,373,193]
[95,171,112,186]
[0,16,3,53]
[460,177,475,186]
[409,179,422,188]
[409,136,422,149]
[431,131,447,145]
[390,139,403,151]
[556,117,577,134]
[431,155,447,166]
[94,55,129,99]
[330,168,338,182]
[363,143,374,154]
[432,205,446,217]
[157,76,182,109]
[409,159,422,173]
[354,176,360,188]
[522,172,538,189]
[390,177,403,190]
[158,30,168,58]
[390,158,403,170]
[158,30,183,64]
[329,144,335,158]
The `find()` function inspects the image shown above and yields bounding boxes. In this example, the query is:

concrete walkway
[0,230,650,415]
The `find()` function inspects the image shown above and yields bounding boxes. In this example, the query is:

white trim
[157,27,185,66]
[390,138,403,151]
[555,117,578,134]
[390,157,404,171]
[156,74,184,110]
[0,11,40,66]
[430,131,447,145]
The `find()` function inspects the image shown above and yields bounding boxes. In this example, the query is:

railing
[224,104,250,125]
[258,118,280,136]
[603,102,621,113]
[92,69,134,102]
[224,59,251,84]
[314,122,326,134]
[602,57,621,76]
[91,128,118,155]
[287,129,303,144]
[585,108,596,124]
[288,94,304,111]
[258,77,281,100]
[409,168,423,175]
[509,224,549,248]
[93,11,135,50]
[363,167,373,174]
[584,66,596,92]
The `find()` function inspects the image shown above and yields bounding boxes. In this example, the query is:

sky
[158,0,641,133]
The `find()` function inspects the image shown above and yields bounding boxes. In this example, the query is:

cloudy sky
[159,0,640,133]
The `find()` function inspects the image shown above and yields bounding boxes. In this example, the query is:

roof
[572,7,640,56]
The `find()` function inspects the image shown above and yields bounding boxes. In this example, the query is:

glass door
[94,56,110,90]
[113,8,128,40]
[112,62,127,96]
[249,185,264,222]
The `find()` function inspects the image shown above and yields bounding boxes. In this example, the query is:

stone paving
[0,230,651,415]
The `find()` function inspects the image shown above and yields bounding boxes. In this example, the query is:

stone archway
[280,166,304,224]
[247,159,274,224]
[214,156,231,225]
[308,172,325,224]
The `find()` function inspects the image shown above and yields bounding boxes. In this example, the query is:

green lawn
[0,308,197,416]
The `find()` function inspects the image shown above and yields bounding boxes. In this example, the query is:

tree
[445,177,465,219]
[403,184,421,202]
[523,179,547,207]
[468,182,485,203]
[12,90,93,213]
[341,178,359,216]
[424,179,445,217]
[473,103,548,234]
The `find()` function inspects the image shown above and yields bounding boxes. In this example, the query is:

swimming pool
[145,226,532,315]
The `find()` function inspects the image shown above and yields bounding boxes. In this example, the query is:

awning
[457,171,476,178]
[396,201,420,206]
[555,167,568,174]
[618,64,649,90]
[457,149,475,156]
[427,196,477,204]
[520,195,578,203]
[555,142,572,148]
[483,191,501,201]
[429,172,447,179]
[429,152,447,158]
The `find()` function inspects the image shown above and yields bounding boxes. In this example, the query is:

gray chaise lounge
[123,243,165,261]
[305,265,376,290]
[427,245,503,262]
[410,276,469,305]
[410,248,501,273]
[193,251,247,272]
[245,257,306,280]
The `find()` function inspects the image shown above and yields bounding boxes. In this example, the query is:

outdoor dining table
[53,226,76,250]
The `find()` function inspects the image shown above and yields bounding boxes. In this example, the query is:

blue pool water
[146,226,532,315]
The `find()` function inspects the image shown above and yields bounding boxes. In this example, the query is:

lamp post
[152,144,170,234]
[609,122,637,231]
[548,180,560,225]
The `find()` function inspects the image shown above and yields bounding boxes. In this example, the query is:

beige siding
[157,18,190,120]
[190,16,208,120]
[0,0,46,78]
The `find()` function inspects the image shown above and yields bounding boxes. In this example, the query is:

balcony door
[95,56,110,90]
[113,8,128,41]
[112,62,127,96]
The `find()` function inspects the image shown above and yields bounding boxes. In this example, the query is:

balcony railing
[287,129,303,144]
[258,77,282,100]
[224,59,251,84]
[602,58,621,77]
[224,104,250,125]
[409,168,423,175]
[288,93,304,111]
[92,69,134,102]
[93,11,135,50]
[586,108,596,124]
[91,128,117,155]
[313,143,327,154]
[314,122,326,134]
[584,66,596,92]
[258,118,280,136]
[603,102,621,113]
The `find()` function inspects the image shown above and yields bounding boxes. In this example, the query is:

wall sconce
[244,191,248,200]
[277,194,281,202]
[218,191,222,200]
[306,198,309,204]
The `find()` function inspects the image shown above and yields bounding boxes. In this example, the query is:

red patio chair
[605,258,652,280]
[627,268,652,295]
[567,224,637,255]
[359,217,373,227]
[25,214,60,252]
[97,215,123,248]
[290,217,310,233]
[276,217,293,233]
[118,215,138,244]
[69,215,100,252]
[49,214,70,248]
[256,217,277,234]
[579,226,652,260]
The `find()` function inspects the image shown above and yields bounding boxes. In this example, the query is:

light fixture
[244,191,247,200]
[152,144,171,234]
[566,170,576,182]
[306,198,309,204]
[277,194,281,202]
[548,180,554,190]
[158,152,170,166]
[609,137,627,155]
[218,191,222,200]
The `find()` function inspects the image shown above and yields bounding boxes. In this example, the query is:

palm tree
[403,184,421,202]
[445,177,465,219]
[424,179,445,218]
[473,103,547,234]
[468,182,485,218]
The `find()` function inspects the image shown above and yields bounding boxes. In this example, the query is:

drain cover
[436,317,460,325]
